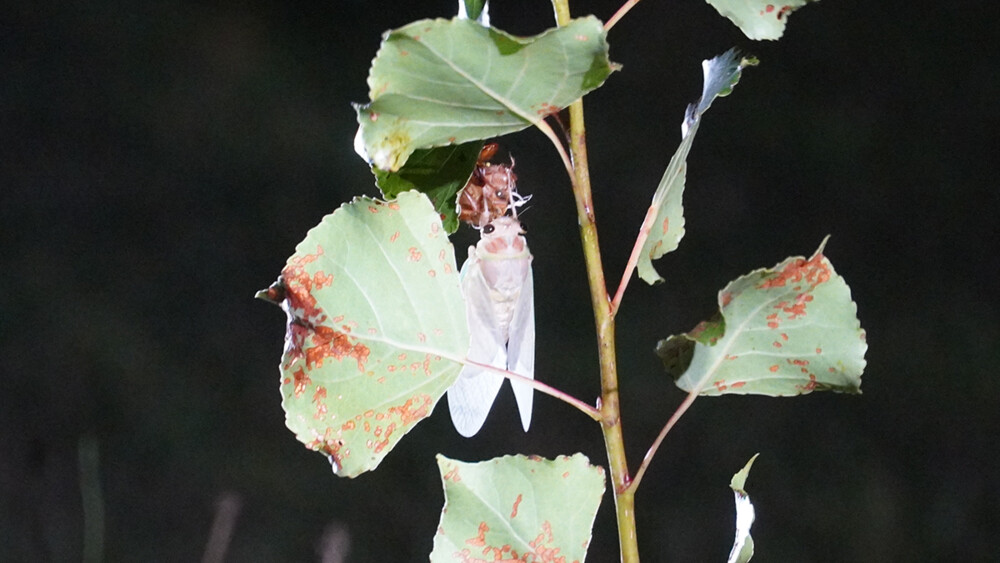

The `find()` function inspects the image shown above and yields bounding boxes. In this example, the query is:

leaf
[258,191,469,477]
[705,0,817,41]
[637,49,757,285]
[458,0,489,23]
[727,454,759,563]
[373,141,484,234]
[431,453,605,563]
[656,238,867,396]
[354,17,615,171]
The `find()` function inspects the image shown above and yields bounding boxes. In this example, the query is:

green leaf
[656,239,867,396]
[354,17,615,171]
[373,141,484,234]
[727,454,759,563]
[431,453,605,562]
[705,0,817,41]
[259,191,469,477]
[459,0,488,23]
[637,49,757,285]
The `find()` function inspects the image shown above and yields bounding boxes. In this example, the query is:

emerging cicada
[448,147,535,437]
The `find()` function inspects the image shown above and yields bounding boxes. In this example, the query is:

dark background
[3,0,997,560]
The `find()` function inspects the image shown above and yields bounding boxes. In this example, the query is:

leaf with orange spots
[656,239,866,396]
[637,50,757,284]
[706,0,816,41]
[258,191,469,477]
[354,17,615,171]
[374,141,484,234]
[431,453,605,563]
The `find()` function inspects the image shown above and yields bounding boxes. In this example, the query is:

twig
[611,203,659,316]
[464,358,601,421]
[628,387,699,493]
[605,0,642,31]
[536,118,575,181]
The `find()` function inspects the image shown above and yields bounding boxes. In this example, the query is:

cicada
[448,215,535,437]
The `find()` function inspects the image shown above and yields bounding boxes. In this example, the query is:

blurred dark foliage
[2,0,997,560]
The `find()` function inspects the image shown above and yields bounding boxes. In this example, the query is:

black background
[3,0,997,560]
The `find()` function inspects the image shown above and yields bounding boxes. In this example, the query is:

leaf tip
[255,277,286,306]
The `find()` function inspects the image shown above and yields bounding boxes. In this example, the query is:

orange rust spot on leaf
[292,367,311,398]
[408,247,422,261]
[731,381,746,388]
[465,522,489,547]
[758,253,831,290]
[387,394,433,425]
[796,373,818,392]
[661,216,669,234]
[306,326,370,371]
[312,386,327,403]
[721,292,733,307]
[511,494,523,518]
[769,364,780,372]
[313,271,333,288]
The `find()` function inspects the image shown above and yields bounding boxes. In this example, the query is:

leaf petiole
[461,358,601,421]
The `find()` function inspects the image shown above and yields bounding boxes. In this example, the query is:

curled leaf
[637,50,756,285]
[728,454,759,563]
[657,238,867,396]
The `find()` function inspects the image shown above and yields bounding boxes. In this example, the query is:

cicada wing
[448,256,507,437]
[505,264,535,432]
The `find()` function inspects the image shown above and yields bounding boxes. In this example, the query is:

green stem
[551,1,640,560]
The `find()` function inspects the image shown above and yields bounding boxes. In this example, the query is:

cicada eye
[482,224,496,234]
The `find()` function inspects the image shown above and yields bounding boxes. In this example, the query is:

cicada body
[448,216,535,437]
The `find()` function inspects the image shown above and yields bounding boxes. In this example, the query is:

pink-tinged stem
[464,358,601,421]
[611,204,658,316]
[605,0,642,31]
[629,387,699,493]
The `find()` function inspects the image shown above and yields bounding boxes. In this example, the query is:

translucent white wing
[448,254,506,437]
[505,264,534,432]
